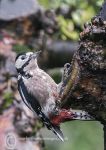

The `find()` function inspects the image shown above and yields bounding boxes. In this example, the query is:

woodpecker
[15,51,93,141]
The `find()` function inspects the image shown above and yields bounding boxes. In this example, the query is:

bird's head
[15,51,41,73]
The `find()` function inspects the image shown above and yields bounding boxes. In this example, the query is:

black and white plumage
[15,51,64,141]
[15,51,94,141]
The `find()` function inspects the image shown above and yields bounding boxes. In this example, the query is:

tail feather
[39,111,64,141]
[51,125,64,142]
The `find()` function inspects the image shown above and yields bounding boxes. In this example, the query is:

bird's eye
[21,55,26,60]
[66,63,71,68]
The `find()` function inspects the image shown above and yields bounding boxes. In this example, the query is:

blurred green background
[39,0,103,41]
[44,121,103,150]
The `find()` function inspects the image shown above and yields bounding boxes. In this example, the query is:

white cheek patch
[15,58,28,70]
[15,52,33,70]
[15,59,23,69]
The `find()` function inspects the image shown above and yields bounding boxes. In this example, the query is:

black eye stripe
[21,55,26,60]
[15,52,26,61]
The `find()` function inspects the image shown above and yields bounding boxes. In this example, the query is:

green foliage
[58,15,79,40]
[38,0,103,9]
[13,44,31,54]
[38,0,50,8]
[2,92,13,109]
[38,0,103,41]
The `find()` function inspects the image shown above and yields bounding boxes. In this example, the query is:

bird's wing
[18,77,64,141]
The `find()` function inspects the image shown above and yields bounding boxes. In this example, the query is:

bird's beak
[31,51,41,59]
